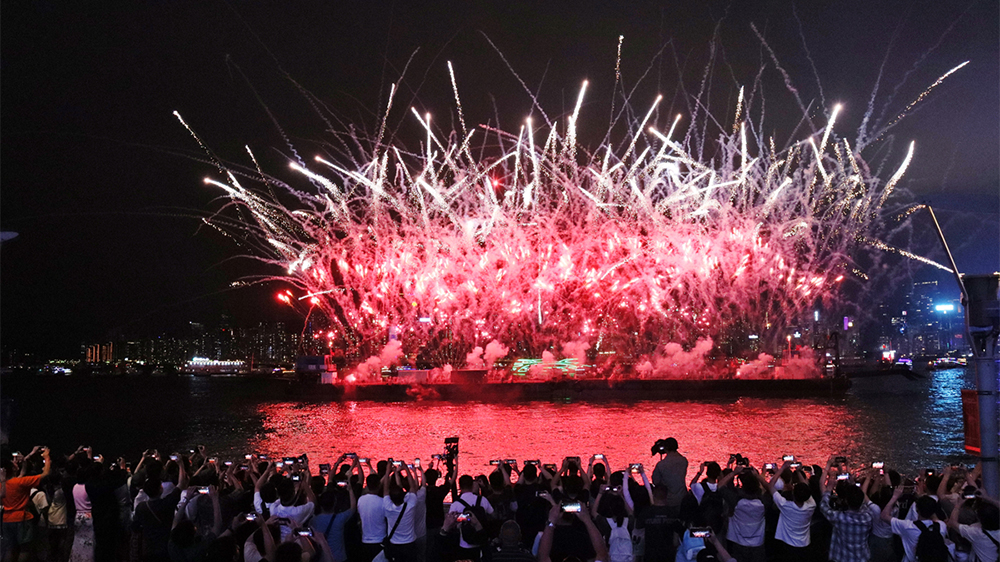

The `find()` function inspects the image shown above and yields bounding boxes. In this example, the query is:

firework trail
[177,54,965,374]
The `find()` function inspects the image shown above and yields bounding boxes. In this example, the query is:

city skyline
[2,1,997,358]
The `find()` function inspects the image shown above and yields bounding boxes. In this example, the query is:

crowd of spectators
[1,438,997,562]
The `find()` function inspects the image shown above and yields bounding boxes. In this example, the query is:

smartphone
[224,460,234,467]
[258,454,267,460]
[963,492,977,499]
[764,463,776,471]
[246,513,258,521]
[568,456,581,465]
[629,463,642,472]
[782,455,795,462]
[431,454,443,460]
[872,462,884,469]
[245,454,254,460]
[834,456,848,465]
[239,465,249,471]
[524,460,540,466]
[359,458,369,464]
[283,457,295,466]
[444,437,459,444]
[345,453,357,458]
[414,459,421,466]
[560,501,583,513]
[392,460,403,467]
[790,462,802,469]
[291,474,301,482]
[456,513,471,522]
[691,527,712,538]
[837,473,850,481]
[198,486,211,494]
[594,454,605,459]
[209,457,218,464]
[336,480,348,488]
[504,459,516,465]
[490,460,501,466]
[924,469,935,478]
[543,464,558,473]
[170,454,179,461]
[319,464,331,475]
[612,486,621,492]
[297,529,313,537]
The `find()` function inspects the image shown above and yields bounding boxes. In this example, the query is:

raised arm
[881,485,904,523]
[255,462,273,492]
[768,461,791,494]
[210,485,224,536]
[639,465,654,504]
[177,455,189,491]
[537,503,560,562]
[691,462,707,490]
[578,502,610,562]
[936,466,951,499]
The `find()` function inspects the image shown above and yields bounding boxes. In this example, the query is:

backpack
[913,521,950,562]
[606,517,633,562]
[27,489,49,528]
[457,495,490,546]
[678,490,700,525]
[697,482,727,529]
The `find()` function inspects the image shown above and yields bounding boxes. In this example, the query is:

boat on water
[285,368,852,402]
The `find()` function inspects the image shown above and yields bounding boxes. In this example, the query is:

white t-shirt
[449,492,495,549]
[889,518,950,562]
[412,487,427,539]
[772,491,815,547]
[358,493,387,544]
[957,524,999,562]
[726,498,765,547]
[867,501,894,539]
[383,493,418,544]
[691,481,717,504]
[253,491,315,542]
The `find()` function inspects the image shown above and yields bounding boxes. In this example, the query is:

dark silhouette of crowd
[1,438,997,562]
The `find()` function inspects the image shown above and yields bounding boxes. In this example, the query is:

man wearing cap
[651,438,688,513]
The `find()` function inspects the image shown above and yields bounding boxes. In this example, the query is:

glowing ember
[177,57,964,374]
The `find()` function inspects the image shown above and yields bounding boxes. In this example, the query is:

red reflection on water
[251,399,859,480]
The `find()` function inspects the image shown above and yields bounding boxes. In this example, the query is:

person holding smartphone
[311,461,358,562]
[766,461,816,562]
[1,446,52,562]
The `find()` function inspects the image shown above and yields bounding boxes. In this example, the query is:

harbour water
[0,367,978,479]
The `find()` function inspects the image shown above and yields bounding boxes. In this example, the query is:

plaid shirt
[818,492,873,562]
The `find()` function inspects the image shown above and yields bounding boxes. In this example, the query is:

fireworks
[177,55,964,372]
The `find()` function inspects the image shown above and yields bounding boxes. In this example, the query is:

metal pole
[964,273,1000,501]
[926,208,998,499]
[974,352,999,499]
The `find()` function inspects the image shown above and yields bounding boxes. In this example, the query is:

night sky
[2,0,997,358]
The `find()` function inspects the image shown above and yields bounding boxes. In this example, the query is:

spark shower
[177,53,966,373]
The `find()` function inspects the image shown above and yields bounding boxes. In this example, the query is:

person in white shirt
[382,463,420,562]
[252,461,316,542]
[689,462,721,505]
[881,488,952,562]
[448,474,495,559]
[357,473,387,562]
[947,496,999,562]
[766,461,815,562]
[718,467,766,562]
